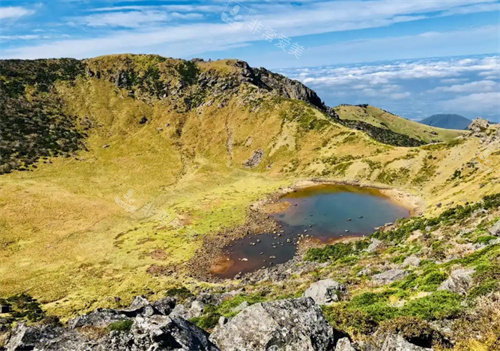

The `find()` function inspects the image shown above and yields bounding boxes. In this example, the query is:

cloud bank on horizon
[280,55,500,122]
[1,0,499,120]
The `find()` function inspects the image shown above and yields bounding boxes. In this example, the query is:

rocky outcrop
[371,334,432,351]
[489,220,500,236]
[243,149,264,168]
[210,297,338,351]
[86,56,333,117]
[102,315,218,351]
[468,118,489,135]
[68,309,128,329]
[438,268,475,295]
[372,269,408,285]
[4,296,218,351]
[467,118,500,144]
[170,299,206,320]
[335,337,357,351]
[251,66,327,112]
[366,238,383,253]
[341,119,425,147]
[304,279,348,304]
[402,255,421,268]
[4,295,344,351]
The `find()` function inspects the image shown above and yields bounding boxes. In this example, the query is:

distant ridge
[420,114,471,130]
[334,104,463,146]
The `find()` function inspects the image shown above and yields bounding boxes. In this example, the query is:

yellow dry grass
[0,77,498,318]
[335,104,464,143]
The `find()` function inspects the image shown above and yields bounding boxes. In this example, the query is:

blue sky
[1,0,499,120]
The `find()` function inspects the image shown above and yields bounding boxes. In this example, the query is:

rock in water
[210,297,337,351]
[304,279,347,304]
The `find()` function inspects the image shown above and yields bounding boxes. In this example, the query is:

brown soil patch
[261,201,291,214]
[79,326,109,340]
[150,249,167,260]
[209,255,234,275]
[146,264,173,277]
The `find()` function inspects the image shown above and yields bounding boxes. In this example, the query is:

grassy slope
[335,105,464,143]
[0,57,499,319]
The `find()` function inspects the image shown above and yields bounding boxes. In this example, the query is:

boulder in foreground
[210,297,337,351]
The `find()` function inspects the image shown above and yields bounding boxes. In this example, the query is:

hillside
[420,114,472,130]
[0,54,499,351]
[335,104,464,145]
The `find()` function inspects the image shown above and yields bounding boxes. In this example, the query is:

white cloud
[430,80,498,93]
[279,55,500,121]
[77,11,168,28]
[91,5,222,13]
[0,34,39,40]
[440,2,500,15]
[390,92,411,100]
[290,25,500,67]
[296,56,500,90]
[1,21,253,59]
[169,12,204,20]
[0,6,34,20]
[3,0,499,60]
[442,92,500,115]
[440,78,468,84]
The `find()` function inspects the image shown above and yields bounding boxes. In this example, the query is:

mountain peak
[420,114,471,130]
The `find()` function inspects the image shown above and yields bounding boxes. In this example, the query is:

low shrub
[373,193,500,243]
[474,235,497,245]
[467,280,497,302]
[166,286,194,301]
[108,320,133,332]
[401,291,463,320]
[305,240,369,262]
[191,293,267,330]
[0,293,44,322]
[378,316,450,348]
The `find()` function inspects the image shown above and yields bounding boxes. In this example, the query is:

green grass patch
[108,320,133,332]
[165,286,194,301]
[402,291,463,320]
[324,290,464,336]
[474,235,497,245]
[466,280,497,302]
[305,240,369,262]
[373,193,500,243]
[190,293,267,330]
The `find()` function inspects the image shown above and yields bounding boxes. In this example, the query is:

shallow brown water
[212,184,410,278]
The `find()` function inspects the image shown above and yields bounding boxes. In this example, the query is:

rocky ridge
[0,55,462,174]
[1,294,440,351]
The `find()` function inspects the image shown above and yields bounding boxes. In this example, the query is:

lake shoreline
[189,178,423,281]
